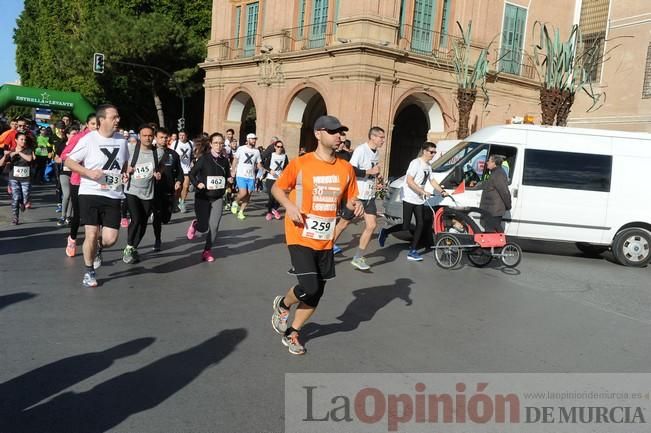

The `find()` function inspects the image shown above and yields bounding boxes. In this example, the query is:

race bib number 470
[13,166,29,178]
[302,215,336,241]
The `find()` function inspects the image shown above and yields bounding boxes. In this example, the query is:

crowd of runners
[1,107,477,356]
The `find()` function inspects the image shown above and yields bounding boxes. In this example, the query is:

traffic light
[177,117,185,131]
[93,53,105,74]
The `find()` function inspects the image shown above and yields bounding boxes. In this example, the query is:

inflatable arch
[0,84,95,121]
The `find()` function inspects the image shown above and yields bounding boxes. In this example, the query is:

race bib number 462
[206,176,226,190]
[302,215,336,241]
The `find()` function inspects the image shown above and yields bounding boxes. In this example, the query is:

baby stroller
[430,204,522,269]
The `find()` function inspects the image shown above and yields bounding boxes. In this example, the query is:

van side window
[523,149,612,192]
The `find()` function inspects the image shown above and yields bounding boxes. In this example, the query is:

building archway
[226,91,256,143]
[287,87,326,152]
[389,93,445,178]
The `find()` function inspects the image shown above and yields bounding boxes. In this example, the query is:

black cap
[314,115,348,132]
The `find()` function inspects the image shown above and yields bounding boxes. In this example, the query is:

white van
[382,124,651,267]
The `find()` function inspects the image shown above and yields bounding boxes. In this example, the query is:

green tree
[14,0,211,131]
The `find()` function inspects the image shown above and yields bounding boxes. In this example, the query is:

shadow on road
[0,292,37,312]
[0,337,156,417]
[3,329,247,433]
[301,278,413,343]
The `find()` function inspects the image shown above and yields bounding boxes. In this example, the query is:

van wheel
[612,228,651,267]
[576,243,609,257]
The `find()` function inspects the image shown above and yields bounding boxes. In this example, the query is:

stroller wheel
[434,234,462,269]
[500,243,522,268]
[467,247,492,267]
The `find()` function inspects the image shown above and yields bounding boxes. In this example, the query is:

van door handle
[512,188,518,198]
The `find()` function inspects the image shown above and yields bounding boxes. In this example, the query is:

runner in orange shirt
[270,115,363,355]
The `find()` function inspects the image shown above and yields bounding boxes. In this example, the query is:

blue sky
[0,0,23,84]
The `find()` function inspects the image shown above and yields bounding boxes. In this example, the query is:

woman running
[186,133,232,262]
[1,132,34,224]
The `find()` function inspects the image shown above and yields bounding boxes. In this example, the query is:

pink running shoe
[265,212,273,221]
[201,249,215,262]
[120,217,129,228]
[271,209,281,220]
[24,201,32,209]
[66,236,77,257]
[187,219,197,240]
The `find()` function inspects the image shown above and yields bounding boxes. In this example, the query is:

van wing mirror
[452,165,464,186]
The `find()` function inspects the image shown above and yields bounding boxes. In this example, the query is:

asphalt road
[1,184,650,433]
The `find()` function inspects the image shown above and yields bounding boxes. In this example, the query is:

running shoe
[64,217,71,225]
[25,202,32,209]
[186,220,197,240]
[237,210,246,220]
[231,202,239,215]
[11,216,18,225]
[179,200,187,213]
[120,217,129,228]
[94,242,103,269]
[123,246,136,264]
[224,203,231,211]
[333,244,343,255]
[282,331,305,355]
[378,228,388,247]
[265,212,273,221]
[56,218,66,227]
[82,270,98,287]
[407,249,423,261]
[271,209,281,220]
[153,239,161,252]
[271,296,289,334]
[55,203,62,213]
[201,249,215,262]
[351,256,370,271]
[65,236,76,257]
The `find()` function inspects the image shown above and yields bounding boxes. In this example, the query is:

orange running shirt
[275,152,359,251]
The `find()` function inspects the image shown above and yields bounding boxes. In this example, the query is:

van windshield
[432,141,482,172]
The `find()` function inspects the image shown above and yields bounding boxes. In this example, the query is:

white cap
[246,133,257,139]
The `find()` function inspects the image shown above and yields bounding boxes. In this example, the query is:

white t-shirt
[68,130,129,199]
[349,142,380,200]
[234,145,261,179]
[266,153,287,180]
[174,140,194,174]
[401,158,433,205]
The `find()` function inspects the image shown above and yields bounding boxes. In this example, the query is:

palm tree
[449,21,492,139]
[531,23,607,126]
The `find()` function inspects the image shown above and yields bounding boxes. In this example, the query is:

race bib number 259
[302,215,336,241]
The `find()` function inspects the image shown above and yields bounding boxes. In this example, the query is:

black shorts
[288,244,335,281]
[340,198,377,220]
[79,195,122,229]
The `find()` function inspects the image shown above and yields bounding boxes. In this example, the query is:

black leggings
[152,193,173,242]
[69,184,80,240]
[265,179,279,212]
[126,194,153,248]
[384,201,432,249]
